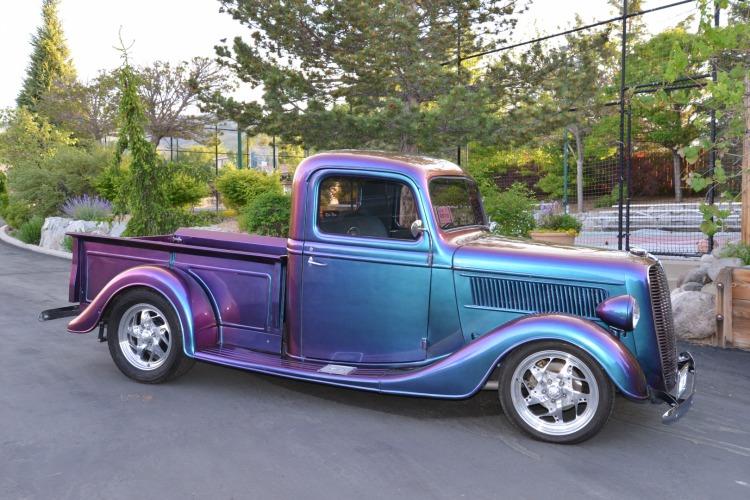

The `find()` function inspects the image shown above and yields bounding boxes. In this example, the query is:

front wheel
[498,341,614,444]
[107,288,194,384]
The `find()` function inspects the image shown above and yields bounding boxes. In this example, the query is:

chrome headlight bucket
[596,295,639,331]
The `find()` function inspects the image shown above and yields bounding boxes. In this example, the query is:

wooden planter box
[529,231,576,245]
[713,267,750,350]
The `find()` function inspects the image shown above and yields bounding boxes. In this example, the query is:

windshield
[428,177,486,230]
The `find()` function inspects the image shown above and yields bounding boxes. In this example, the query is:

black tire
[498,341,614,444]
[107,288,195,384]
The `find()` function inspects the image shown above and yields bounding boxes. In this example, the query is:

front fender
[380,314,649,400]
[67,265,218,356]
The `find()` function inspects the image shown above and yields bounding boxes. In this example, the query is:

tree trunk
[742,71,750,243]
[399,94,418,154]
[672,149,683,202]
[570,126,585,213]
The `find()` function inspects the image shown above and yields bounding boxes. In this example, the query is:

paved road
[1,239,749,500]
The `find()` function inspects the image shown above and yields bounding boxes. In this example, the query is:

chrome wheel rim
[510,349,599,436]
[118,304,172,371]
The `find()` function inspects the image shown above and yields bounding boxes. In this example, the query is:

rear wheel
[498,341,614,444]
[107,289,194,383]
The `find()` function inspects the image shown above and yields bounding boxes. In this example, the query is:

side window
[317,176,419,240]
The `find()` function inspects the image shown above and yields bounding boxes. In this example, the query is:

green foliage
[698,203,731,237]
[114,61,176,236]
[165,160,212,208]
[4,144,111,222]
[15,216,44,245]
[0,171,8,216]
[2,199,33,228]
[594,185,628,208]
[238,192,291,237]
[215,1,522,151]
[216,167,283,210]
[483,183,536,238]
[62,235,73,253]
[719,241,750,265]
[17,0,76,110]
[537,213,582,234]
[0,107,74,169]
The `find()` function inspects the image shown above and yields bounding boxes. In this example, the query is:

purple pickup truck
[42,151,694,443]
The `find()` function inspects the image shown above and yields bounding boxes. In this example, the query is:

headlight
[596,295,639,331]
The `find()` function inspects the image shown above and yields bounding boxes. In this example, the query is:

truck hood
[452,234,655,285]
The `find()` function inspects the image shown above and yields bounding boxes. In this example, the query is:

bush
[6,144,112,221]
[719,242,750,265]
[62,194,113,221]
[166,168,211,208]
[239,192,292,237]
[15,216,44,245]
[62,235,73,253]
[216,168,283,210]
[0,171,8,216]
[176,210,225,228]
[537,213,582,234]
[594,186,628,209]
[483,182,536,238]
[2,198,33,228]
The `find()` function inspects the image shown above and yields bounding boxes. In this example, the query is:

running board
[194,345,394,391]
[39,305,81,321]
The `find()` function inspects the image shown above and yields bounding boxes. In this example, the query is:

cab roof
[294,150,466,184]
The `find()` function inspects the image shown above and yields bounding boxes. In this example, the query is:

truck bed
[68,228,287,354]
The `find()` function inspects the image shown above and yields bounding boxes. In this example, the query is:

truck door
[300,171,431,364]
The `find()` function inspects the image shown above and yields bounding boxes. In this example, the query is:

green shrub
[94,165,129,212]
[166,167,211,208]
[0,171,8,216]
[6,145,112,221]
[2,198,33,228]
[719,242,750,265]
[62,235,73,252]
[216,168,283,210]
[483,182,536,238]
[177,210,225,228]
[239,192,291,237]
[537,213,582,234]
[16,216,44,245]
[594,186,628,209]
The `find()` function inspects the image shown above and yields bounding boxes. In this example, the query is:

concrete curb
[0,225,72,260]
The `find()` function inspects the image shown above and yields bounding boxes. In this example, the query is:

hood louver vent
[468,276,607,319]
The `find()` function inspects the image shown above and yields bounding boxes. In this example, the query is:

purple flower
[62,194,113,221]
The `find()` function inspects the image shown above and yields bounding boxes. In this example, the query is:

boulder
[700,253,714,263]
[701,282,717,296]
[39,217,126,251]
[679,265,709,286]
[707,257,743,282]
[671,291,715,340]
[39,217,74,251]
[681,282,703,292]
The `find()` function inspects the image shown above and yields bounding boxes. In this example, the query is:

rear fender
[67,265,218,356]
[380,314,649,400]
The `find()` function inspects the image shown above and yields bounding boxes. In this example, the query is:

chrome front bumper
[654,352,695,424]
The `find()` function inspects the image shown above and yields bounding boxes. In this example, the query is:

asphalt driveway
[1,238,749,500]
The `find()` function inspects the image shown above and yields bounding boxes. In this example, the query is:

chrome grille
[468,276,607,319]
[648,264,677,390]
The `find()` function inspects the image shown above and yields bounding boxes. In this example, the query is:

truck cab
[47,150,695,444]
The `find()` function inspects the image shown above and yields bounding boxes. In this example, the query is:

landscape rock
[671,291,715,340]
[707,257,743,281]
[701,283,717,296]
[681,282,703,292]
[700,253,714,263]
[39,216,125,251]
[680,265,709,286]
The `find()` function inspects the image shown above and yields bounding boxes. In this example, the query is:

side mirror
[411,219,427,238]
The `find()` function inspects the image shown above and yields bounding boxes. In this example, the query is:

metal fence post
[272,135,277,171]
[617,0,628,251]
[626,102,633,250]
[563,131,569,214]
[707,1,720,253]
[237,128,243,169]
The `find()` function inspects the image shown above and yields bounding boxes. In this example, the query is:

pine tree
[114,59,174,236]
[17,0,76,110]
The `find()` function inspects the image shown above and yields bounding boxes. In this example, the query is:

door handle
[307,256,328,267]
